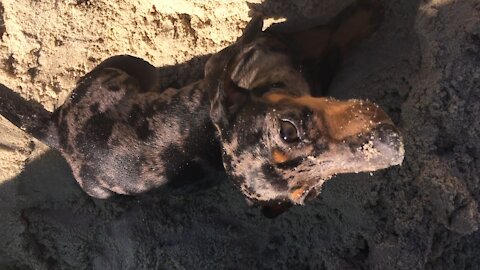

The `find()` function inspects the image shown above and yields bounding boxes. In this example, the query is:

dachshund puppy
[0,0,402,216]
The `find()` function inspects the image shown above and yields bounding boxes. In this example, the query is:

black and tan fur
[0,0,403,215]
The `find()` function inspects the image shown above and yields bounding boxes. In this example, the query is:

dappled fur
[0,0,402,217]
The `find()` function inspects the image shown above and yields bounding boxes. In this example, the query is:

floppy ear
[209,62,251,136]
[206,15,264,135]
[204,14,264,81]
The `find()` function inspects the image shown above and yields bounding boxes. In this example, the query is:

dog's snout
[367,123,404,166]
[372,123,401,148]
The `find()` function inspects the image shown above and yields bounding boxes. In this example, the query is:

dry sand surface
[1,0,480,269]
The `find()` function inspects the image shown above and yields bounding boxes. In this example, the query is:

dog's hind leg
[269,0,384,95]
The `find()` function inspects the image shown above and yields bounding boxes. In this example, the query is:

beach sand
[1,0,479,268]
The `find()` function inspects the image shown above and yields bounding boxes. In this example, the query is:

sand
[1,0,479,269]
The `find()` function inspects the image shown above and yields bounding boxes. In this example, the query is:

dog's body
[0,0,403,215]
[52,69,219,198]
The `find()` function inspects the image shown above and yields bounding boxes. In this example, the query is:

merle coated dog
[0,0,403,216]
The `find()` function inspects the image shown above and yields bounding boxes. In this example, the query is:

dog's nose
[368,123,404,166]
[373,124,401,147]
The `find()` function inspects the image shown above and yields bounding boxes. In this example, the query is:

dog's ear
[209,67,251,136]
[206,15,264,134]
[204,14,263,82]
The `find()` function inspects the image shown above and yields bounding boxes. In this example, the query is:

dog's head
[205,16,404,208]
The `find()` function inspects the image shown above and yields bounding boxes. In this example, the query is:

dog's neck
[145,80,222,175]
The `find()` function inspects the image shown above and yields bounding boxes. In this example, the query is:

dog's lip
[288,185,317,205]
[304,186,319,201]
[288,176,330,205]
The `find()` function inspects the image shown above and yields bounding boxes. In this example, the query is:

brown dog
[0,0,403,216]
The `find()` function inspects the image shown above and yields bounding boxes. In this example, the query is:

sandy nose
[369,123,404,165]
[372,123,402,149]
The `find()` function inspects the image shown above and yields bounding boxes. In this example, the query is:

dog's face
[215,91,403,205]
[207,32,404,206]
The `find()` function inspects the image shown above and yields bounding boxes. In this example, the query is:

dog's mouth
[288,185,321,205]
[284,124,404,205]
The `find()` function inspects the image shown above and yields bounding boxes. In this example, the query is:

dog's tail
[0,84,58,147]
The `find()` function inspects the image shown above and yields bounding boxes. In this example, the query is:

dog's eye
[280,120,300,143]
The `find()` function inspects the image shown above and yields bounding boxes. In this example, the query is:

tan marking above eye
[263,92,291,103]
[294,97,393,141]
[263,93,393,141]
[272,149,289,164]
